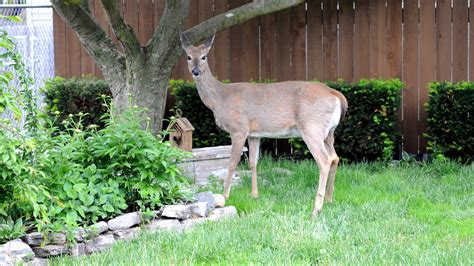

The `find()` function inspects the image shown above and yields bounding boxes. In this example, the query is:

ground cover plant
[53,158,473,265]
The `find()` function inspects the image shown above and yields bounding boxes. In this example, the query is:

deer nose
[192,67,201,77]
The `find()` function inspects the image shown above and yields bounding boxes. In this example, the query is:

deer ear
[180,32,191,49]
[203,34,215,49]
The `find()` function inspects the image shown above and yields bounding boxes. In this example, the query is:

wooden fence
[54,0,474,154]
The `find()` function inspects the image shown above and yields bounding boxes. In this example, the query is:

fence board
[306,0,323,81]
[322,0,337,81]
[275,8,291,81]
[260,13,277,80]
[402,0,419,153]
[214,0,230,80]
[138,0,154,45]
[198,0,216,73]
[66,26,82,77]
[385,0,402,78]
[419,0,436,153]
[452,0,468,82]
[124,0,139,35]
[290,3,306,80]
[154,0,165,26]
[436,0,452,81]
[354,0,370,80]
[369,0,387,78]
[338,0,354,81]
[53,11,67,77]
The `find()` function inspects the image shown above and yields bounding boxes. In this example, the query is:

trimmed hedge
[171,79,230,148]
[172,79,403,162]
[426,81,474,162]
[42,77,112,129]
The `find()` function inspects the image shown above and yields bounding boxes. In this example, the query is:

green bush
[171,79,230,148]
[42,77,112,129]
[172,79,402,162]
[426,81,474,162]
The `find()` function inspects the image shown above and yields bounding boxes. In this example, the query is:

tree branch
[100,0,142,58]
[148,0,190,60]
[50,0,125,80]
[80,0,91,14]
[185,0,305,44]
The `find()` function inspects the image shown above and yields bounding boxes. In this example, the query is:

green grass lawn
[53,158,473,265]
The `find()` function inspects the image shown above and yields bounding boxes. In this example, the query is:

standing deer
[180,33,347,216]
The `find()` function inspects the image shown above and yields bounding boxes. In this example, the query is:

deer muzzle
[192,67,201,77]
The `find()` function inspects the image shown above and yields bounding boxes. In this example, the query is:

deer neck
[194,64,223,111]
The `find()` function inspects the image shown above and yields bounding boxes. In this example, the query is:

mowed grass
[53,158,474,265]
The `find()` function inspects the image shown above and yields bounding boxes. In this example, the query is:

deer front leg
[223,133,247,199]
[248,137,261,198]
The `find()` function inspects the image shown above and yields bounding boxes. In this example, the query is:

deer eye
[187,56,191,61]
[201,56,206,61]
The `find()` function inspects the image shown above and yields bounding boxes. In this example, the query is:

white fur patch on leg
[324,98,341,139]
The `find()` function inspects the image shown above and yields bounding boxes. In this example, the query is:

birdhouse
[169,118,195,152]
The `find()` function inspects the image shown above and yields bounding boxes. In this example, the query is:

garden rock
[90,221,109,234]
[33,245,67,258]
[74,228,86,242]
[107,212,141,231]
[209,206,238,221]
[48,232,66,245]
[0,253,16,265]
[162,205,192,220]
[145,219,183,233]
[113,227,141,241]
[213,194,226,207]
[182,218,208,230]
[190,202,209,218]
[29,258,48,266]
[195,191,216,209]
[70,243,86,257]
[0,239,33,261]
[22,232,44,246]
[85,234,116,254]
[272,167,293,176]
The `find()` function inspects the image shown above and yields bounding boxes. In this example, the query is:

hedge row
[44,77,473,162]
[426,81,474,162]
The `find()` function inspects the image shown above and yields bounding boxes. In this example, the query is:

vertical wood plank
[154,0,165,26]
[229,0,246,81]
[307,0,323,81]
[199,0,216,73]
[338,0,354,82]
[419,0,436,153]
[260,13,277,80]
[436,0,452,81]
[290,3,306,80]
[452,0,468,82]
[138,0,154,45]
[243,16,259,81]
[385,0,402,78]
[275,8,292,81]
[53,11,67,77]
[470,0,474,81]
[124,0,139,35]
[66,26,82,78]
[214,0,230,80]
[322,0,337,81]
[354,0,370,80]
[402,0,419,153]
[80,0,96,76]
[369,0,387,78]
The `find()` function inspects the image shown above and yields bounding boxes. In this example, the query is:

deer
[180,33,348,217]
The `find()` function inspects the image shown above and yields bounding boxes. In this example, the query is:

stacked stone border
[0,192,235,265]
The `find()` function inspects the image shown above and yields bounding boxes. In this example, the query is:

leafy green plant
[0,217,26,243]
[426,81,474,162]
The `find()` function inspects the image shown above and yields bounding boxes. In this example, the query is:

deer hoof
[251,192,259,199]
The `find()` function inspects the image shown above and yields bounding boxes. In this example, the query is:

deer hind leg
[223,133,247,199]
[300,129,332,217]
[324,129,339,203]
[248,137,261,198]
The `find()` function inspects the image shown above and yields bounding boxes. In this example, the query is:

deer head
[180,32,215,78]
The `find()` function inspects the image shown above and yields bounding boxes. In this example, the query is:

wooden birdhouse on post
[169,118,195,152]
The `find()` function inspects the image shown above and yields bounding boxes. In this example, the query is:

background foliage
[426,81,474,162]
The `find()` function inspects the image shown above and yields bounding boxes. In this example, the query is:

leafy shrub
[171,79,230,147]
[0,217,26,243]
[42,77,112,129]
[172,79,402,162]
[426,81,474,162]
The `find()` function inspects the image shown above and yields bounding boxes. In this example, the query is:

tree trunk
[106,54,174,133]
